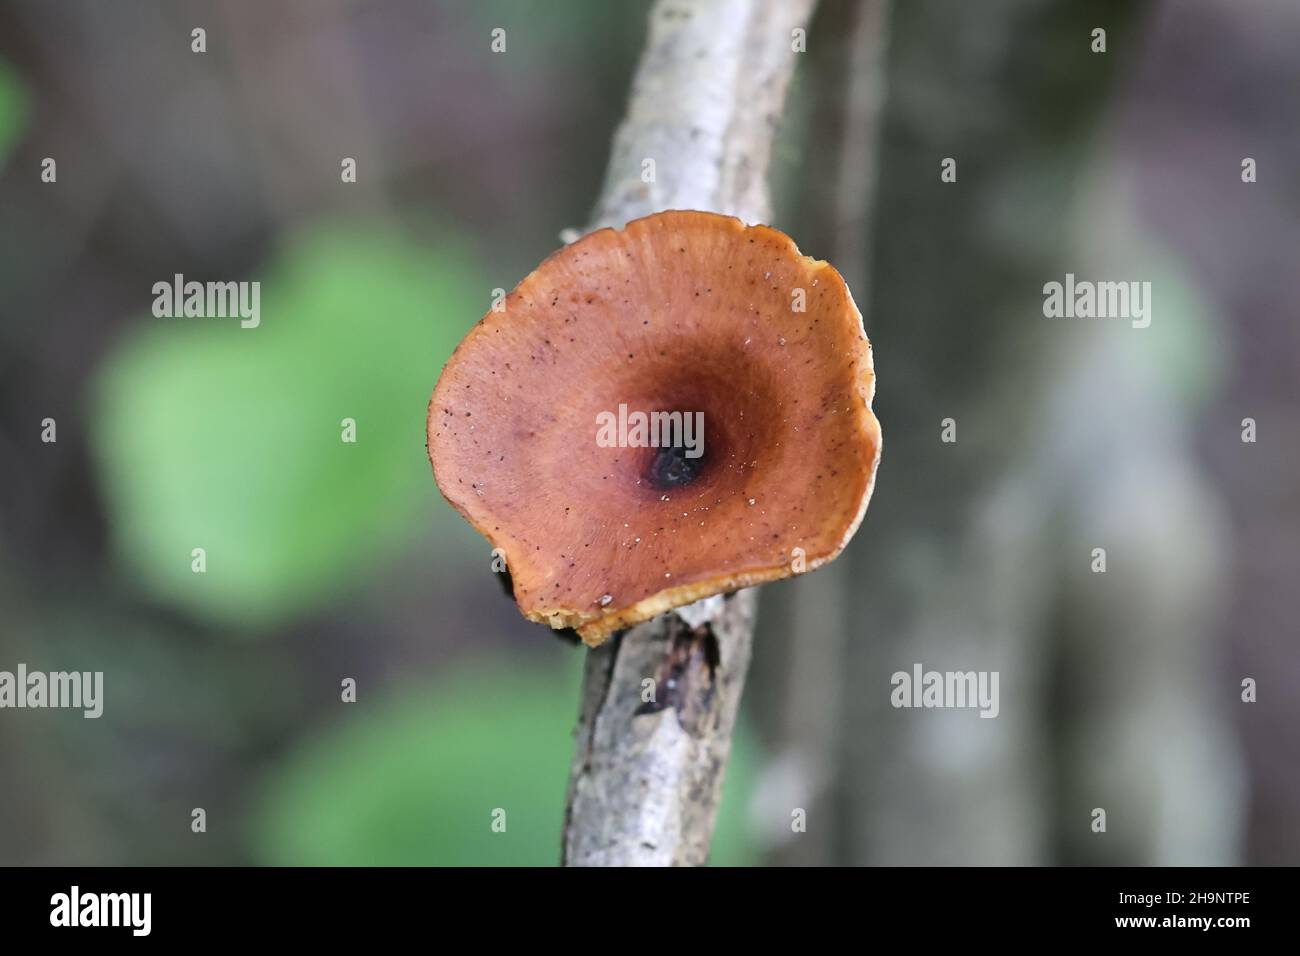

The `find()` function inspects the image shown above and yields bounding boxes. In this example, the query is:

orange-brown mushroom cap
[427,210,882,646]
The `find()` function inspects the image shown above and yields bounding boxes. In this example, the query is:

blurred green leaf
[0,59,28,162]
[90,223,484,630]
[1076,173,1225,409]
[1126,239,1224,408]
[252,661,759,866]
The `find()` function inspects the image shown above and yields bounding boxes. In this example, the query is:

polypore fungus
[427,210,882,645]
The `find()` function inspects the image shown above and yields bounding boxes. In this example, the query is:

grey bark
[562,0,818,867]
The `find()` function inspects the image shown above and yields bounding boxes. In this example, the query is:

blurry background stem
[562,0,818,866]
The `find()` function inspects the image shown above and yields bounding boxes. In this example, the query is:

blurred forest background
[0,0,1295,865]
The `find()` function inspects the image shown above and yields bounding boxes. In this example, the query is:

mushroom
[426,210,882,646]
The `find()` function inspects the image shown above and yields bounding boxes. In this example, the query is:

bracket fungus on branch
[426,210,881,646]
